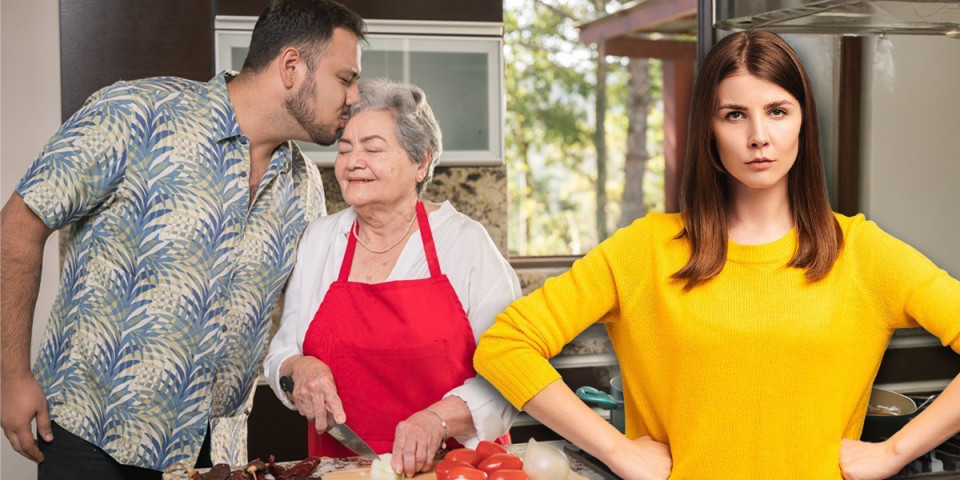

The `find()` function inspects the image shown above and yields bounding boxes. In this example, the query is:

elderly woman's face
[335,110,427,210]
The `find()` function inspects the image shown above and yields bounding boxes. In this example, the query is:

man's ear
[276,47,303,90]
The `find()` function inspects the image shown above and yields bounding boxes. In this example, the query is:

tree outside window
[505,0,666,257]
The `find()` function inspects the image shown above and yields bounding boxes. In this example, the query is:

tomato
[477,453,523,474]
[447,465,488,480]
[487,470,529,480]
[436,460,475,480]
[444,448,482,467]
[475,440,508,460]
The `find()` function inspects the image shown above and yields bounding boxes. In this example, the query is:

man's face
[285,27,361,146]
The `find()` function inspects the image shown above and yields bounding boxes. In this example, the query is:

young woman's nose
[749,118,770,149]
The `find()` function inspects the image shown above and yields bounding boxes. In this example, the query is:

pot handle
[575,386,621,410]
[916,394,937,412]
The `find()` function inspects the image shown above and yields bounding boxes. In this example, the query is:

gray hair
[350,79,442,196]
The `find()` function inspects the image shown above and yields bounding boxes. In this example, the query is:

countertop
[163,442,616,479]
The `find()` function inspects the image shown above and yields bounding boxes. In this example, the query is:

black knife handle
[280,375,295,393]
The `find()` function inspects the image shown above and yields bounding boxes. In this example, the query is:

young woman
[474,29,960,480]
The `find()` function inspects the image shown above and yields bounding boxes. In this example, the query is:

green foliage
[505,0,664,256]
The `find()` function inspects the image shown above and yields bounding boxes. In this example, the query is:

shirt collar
[209,71,244,143]
[210,70,295,173]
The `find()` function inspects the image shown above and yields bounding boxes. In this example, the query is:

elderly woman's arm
[391,219,521,475]
[443,224,522,443]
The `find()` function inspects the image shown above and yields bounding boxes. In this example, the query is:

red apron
[302,202,508,457]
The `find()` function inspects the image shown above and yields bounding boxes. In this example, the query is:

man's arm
[1,192,55,462]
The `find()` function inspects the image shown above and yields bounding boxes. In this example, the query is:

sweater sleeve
[853,217,960,352]
[474,227,626,410]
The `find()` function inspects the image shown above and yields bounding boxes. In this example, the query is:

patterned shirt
[17,72,325,470]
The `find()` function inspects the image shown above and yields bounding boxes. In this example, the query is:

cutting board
[322,467,437,480]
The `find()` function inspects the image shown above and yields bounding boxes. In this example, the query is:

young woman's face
[712,73,802,196]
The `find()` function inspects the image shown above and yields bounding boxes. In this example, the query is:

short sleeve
[16,84,134,230]
[851,217,960,352]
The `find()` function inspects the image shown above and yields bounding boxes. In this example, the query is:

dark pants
[38,422,212,480]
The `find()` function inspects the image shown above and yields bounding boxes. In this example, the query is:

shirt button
[239,137,249,145]
[221,325,228,333]
[239,171,247,178]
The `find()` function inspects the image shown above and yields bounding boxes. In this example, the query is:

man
[0,0,364,477]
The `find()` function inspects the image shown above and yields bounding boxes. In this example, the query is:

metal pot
[576,375,625,433]
[861,388,935,442]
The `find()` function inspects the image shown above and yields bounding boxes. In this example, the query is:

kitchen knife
[279,375,380,461]
[325,413,380,461]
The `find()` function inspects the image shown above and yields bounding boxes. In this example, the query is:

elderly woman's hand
[391,409,446,477]
[289,356,346,433]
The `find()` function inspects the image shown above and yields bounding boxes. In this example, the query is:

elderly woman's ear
[416,152,430,182]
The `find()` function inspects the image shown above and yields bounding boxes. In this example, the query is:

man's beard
[285,74,343,146]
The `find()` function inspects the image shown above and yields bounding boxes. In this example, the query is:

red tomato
[475,440,508,460]
[444,448,482,467]
[478,453,523,474]
[436,460,475,480]
[488,470,529,480]
[447,465,488,480]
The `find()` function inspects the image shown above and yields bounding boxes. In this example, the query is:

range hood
[714,0,960,37]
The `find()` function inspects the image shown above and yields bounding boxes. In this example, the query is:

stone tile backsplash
[319,165,508,256]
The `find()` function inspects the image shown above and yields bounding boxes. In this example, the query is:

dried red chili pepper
[268,455,286,476]
[276,456,321,479]
[203,464,232,480]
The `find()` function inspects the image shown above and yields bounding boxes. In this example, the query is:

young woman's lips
[746,158,774,170]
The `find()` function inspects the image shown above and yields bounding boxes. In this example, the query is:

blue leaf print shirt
[17,72,325,470]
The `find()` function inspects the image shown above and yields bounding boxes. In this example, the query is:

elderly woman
[264,79,519,476]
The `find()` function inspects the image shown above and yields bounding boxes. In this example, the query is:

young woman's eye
[725,111,744,120]
[771,108,787,117]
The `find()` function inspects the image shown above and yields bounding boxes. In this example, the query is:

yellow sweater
[475,213,960,479]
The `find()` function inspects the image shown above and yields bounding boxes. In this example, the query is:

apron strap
[340,202,442,282]
[415,201,443,278]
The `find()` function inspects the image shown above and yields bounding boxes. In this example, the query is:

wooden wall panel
[216,0,502,22]
[59,0,214,121]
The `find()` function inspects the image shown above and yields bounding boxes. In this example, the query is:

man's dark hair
[242,0,366,73]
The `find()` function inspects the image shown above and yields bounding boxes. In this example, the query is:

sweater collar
[726,228,797,264]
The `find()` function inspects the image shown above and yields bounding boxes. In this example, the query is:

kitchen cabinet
[59,0,214,121]
[216,18,504,166]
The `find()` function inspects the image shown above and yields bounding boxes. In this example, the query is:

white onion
[370,453,401,480]
[522,438,571,480]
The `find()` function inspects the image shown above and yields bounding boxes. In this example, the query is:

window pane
[410,52,489,151]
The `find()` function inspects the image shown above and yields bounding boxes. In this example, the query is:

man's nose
[345,82,360,106]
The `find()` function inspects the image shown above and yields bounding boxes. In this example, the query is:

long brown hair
[673,29,842,289]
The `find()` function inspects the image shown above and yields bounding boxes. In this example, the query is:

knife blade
[279,375,380,461]
[325,412,380,461]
